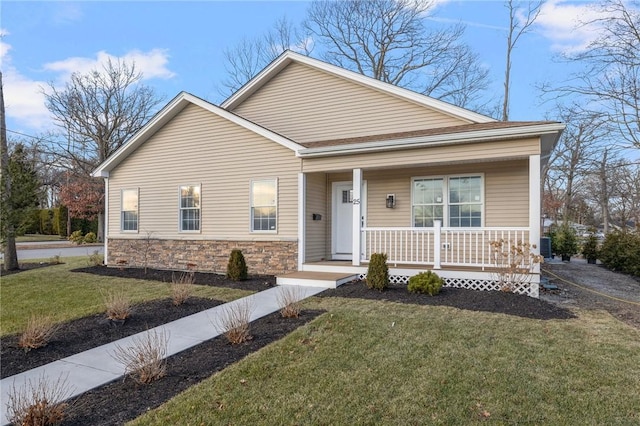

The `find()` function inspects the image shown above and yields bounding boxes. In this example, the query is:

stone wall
[107,239,298,275]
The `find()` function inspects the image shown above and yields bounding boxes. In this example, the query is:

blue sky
[1,1,611,139]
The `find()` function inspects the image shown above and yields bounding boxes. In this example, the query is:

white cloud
[44,49,176,81]
[535,0,610,54]
[3,47,175,133]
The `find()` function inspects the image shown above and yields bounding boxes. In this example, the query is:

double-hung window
[179,185,201,232]
[412,175,483,227]
[251,179,277,232]
[121,188,139,232]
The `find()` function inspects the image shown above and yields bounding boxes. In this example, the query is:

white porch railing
[362,223,530,269]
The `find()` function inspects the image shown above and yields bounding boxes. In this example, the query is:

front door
[332,181,366,260]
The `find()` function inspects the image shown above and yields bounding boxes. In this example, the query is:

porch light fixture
[386,194,396,209]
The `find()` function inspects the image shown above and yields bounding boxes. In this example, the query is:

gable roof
[222,50,496,124]
[92,92,303,177]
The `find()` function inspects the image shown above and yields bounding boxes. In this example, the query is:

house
[93,51,564,298]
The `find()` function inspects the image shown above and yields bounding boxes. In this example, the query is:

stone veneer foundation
[107,239,298,275]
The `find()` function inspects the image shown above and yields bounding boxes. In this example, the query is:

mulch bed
[1,298,222,378]
[0,262,62,276]
[73,265,276,291]
[318,280,576,320]
[63,310,322,426]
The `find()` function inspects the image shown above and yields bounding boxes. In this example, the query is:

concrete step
[276,271,358,288]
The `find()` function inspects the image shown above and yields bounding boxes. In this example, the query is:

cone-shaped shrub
[366,253,389,291]
[226,249,248,281]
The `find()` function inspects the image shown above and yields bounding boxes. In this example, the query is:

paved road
[0,242,104,261]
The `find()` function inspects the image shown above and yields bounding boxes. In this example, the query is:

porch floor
[276,271,358,289]
[303,260,503,273]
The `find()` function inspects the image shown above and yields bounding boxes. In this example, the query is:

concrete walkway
[0,285,325,425]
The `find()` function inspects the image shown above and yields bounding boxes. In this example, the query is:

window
[251,179,277,232]
[412,175,483,227]
[179,185,201,232]
[121,189,138,232]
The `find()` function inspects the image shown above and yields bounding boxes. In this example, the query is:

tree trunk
[97,212,104,243]
[1,72,19,270]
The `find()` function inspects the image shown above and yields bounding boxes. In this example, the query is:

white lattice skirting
[358,274,536,297]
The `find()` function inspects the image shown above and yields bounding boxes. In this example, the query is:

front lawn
[0,257,251,336]
[132,297,640,425]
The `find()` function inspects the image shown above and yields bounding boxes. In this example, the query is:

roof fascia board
[222,51,496,124]
[297,123,566,158]
[93,92,302,177]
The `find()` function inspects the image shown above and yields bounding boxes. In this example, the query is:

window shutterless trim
[121,188,139,233]
[178,184,202,233]
[250,178,278,233]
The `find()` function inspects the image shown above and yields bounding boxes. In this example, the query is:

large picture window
[179,185,201,232]
[412,175,483,227]
[251,179,277,232]
[121,189,139,232]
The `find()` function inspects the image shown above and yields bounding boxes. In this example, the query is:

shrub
[277,286,302,318]
[581,234,599,261]
[48,254,62,265]
[112,329,168,384]
[18,315,59,351]
[213,299,253,344]
[68,230,84,245]
[6,374,73,426]
[555,225,579,260]
[408,271,443,296]
[88,250,103,266]
[55,205,68,237]
[599,231,640,277]
[102,289,132,321]
[366,253,389,291]
[170,271,195,306]
[226,249,248,281]
[489,239,543,292]
[39,209,54,235]
[83,232,97,244]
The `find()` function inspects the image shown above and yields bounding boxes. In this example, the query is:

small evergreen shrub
[599,231,640,277]
[366,253,389,291]
[555,225,579,260]
[226,249,248,281]
[408,271,443,296]
[83,232,97,244]
[581,234,599,262]
[68,230,84,245]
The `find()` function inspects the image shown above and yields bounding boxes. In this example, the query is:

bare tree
[545,0,640,148]
[43,59,164,240]
[219,16,312,97]
[0,71,19,270]
[502,0,543,121]
[304,0,490,107]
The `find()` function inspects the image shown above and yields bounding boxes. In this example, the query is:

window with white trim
[251,179,277,232]
[179,185,201,232]
[121,188,139,232]
[412,175,483,227]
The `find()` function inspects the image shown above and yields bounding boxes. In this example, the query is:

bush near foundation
[226,249,248,281]
[599,231,640,277]
[366,253,389,291]
[408,271,443,296]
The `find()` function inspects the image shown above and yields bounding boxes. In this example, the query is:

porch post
[352,168,362,266]
[298,172,306,271]
[103,177,109,265]
[529,154,541,297]
[433,220,441,269]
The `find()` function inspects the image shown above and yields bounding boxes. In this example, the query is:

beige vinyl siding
[232,63,470,144]
[305,173,328,261]
[363,160,529,228]
[302,138,540,173]
[108,104,300,241]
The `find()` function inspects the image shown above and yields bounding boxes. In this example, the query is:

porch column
[352,168,362,266]
[529,154,541,277]
[433,220,441,269]
[298,172,306,271]
[103,177,109,265]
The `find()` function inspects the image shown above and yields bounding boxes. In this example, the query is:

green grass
[0,257,252,336]
[15,234,66,243]
[131,297,640,425]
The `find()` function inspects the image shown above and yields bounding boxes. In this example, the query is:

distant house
[93,51,564,297]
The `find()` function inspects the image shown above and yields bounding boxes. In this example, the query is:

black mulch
[1,298,222,378]
[1,262,62,276]
[63,310,322,426]
[317,280,576,320]
[72,265,276,291]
